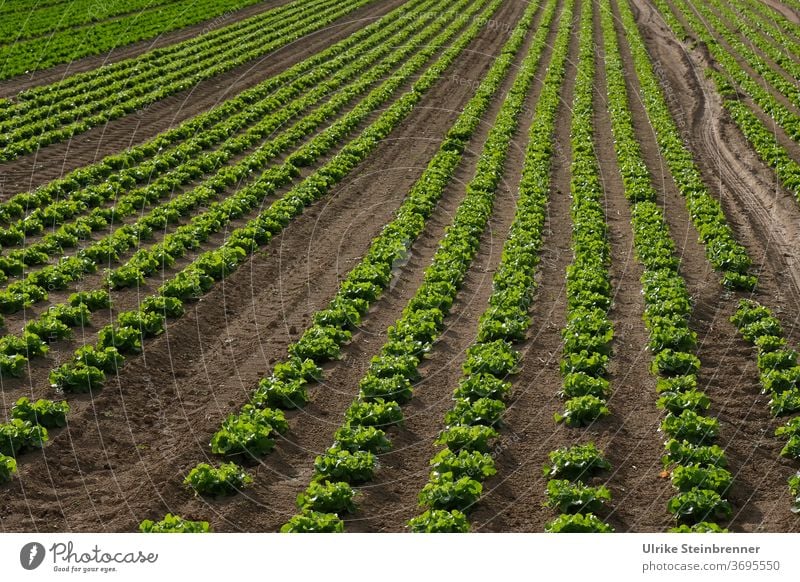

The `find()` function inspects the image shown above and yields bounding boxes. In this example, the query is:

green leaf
[408,509,470,532]
[139,514,211,533]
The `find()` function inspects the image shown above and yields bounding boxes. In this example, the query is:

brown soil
[0,0,532,532]
[3,0,800,533]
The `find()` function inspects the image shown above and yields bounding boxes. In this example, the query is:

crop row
[725,0,800,71]
[0,397,70,485]
[139,0,526,530]
[3,0,499,487]
[0,0,72,14]
[706,0,800,107]
[731,300,800,512]
[540,0,615,534]
[603,0,731,532]
[555,0,613,432]
[279,0,556,533]
[0,0,334,119]
[0,0,434,226]
[0,0,458,311]
[407,0,574,533]
[621,0,800,522]
[737,0,800,46]
[0,0,374,161]
[689,0,800,133]
[0,0,325,122]
[618,0,754,291]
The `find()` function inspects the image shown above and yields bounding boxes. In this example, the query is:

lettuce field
[1,0,800,533]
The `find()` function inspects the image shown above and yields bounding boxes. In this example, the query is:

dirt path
[0,0,531,533]
[673,0,800,182]
[0,0,407,197]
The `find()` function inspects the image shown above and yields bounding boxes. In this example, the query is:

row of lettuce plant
[705,0,800,106]
[620,0,800,520]
[543,0,615,533]
[0,0,183,39]
[555,0,613,431]
[277,0,555,532]
[616,0,754,291]
[2,0,502,501]
[0,0,486,350]
[0,397,71,485]
[0,0,333,114]
[0,0,374,161]
[737,0,800,45]
[0,0,460,294]
[0,0,487,353]
[0,0,432,226]
[686,0,800,135]
[727,0,800,68]
[605,0,732,532]
[139,0,532,532]
[0,289,111,486]
[0,289,110,377]
[730,300,800,512]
